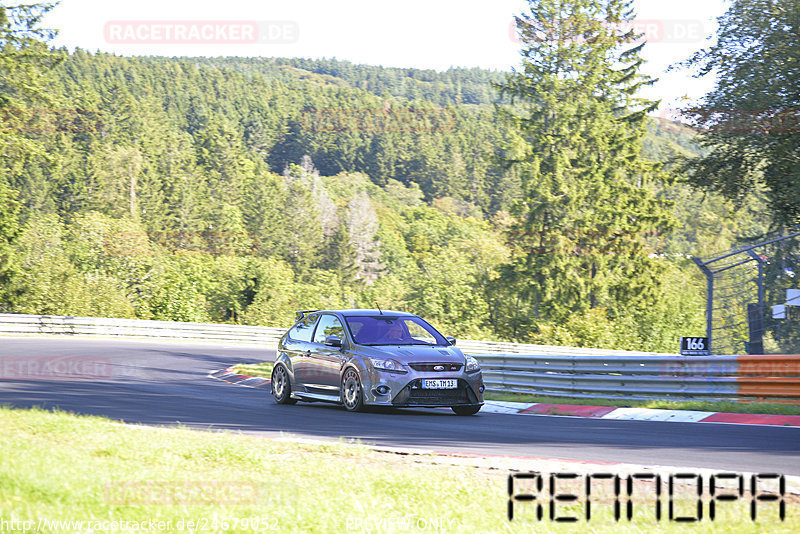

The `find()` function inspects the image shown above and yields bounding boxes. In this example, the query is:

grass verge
[229,362,273,378]
[0,407,795,533]
[229,362,800,416]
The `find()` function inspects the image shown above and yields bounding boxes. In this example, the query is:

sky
[34,0,727,114]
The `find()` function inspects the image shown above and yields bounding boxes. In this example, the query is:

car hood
[355,344,466,363]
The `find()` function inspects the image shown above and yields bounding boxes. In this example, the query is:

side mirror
[324,335,343,348]
[445,336,456,346]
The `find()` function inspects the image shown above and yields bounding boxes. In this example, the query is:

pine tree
[310,173,339,241]
[496,0,675,327]
[1,2,61,176]
[347,192,383,284]
[0,2,60,109]
[321,222,359,287]
[280,166,323,273]
[0,177,20,308]
[87,145,143,219]
[0,2,60,309]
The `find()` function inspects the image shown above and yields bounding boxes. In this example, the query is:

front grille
[407,388,469,406]
[408,363,462,372]
[393,379,473,406]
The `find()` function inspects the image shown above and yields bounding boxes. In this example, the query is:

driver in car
[384,322,407,343]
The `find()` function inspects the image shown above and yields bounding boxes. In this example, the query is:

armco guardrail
[0,313,664,356]
[2,313,796,403]
[473,353,800,403]
[0,313,285,345]
[456,339,667,357]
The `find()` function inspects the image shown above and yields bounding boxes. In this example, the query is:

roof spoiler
[295,310,318,322]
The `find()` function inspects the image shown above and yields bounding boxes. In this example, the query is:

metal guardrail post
[693,257,714,352]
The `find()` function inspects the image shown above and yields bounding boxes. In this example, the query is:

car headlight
[465,355,481,373]
[369,358,407,373]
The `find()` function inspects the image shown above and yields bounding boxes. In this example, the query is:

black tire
[452,404,481,416]
[341,367,365,412]
[271,364,297,405]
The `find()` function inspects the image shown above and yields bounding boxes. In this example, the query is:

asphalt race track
[1,337,799,474]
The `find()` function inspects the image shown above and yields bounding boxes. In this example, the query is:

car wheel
[271,364,297,405]
[341,368,365,412]
[452,405,481,416]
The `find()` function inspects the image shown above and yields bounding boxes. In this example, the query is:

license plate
[421,379,457,389]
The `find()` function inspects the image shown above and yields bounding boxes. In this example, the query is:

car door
[285,312,319,389]
[307,313,347,394]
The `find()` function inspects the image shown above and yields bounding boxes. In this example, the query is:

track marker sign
[680,337,710,356]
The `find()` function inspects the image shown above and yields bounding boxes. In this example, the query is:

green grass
[486,392,800,416]
[230,362,800,416]
[0,407,795,533]
[230,362,273,378]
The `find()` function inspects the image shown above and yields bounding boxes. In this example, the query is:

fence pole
[693,257,714,352]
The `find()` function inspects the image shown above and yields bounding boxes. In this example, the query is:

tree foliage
[680,0,800,228]
[0,1,746,351]
[494,0,676,337]
[0,1,60,308]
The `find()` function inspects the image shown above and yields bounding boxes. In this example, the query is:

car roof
[330,309,417,318]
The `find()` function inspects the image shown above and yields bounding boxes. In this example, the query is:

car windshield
[345,316,447,346]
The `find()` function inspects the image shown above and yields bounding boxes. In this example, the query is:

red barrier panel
[735,356,800,401]
[736,355,800,376]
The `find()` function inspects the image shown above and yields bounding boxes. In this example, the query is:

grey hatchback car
[271,309,484,415]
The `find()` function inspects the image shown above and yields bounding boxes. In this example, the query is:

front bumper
[362,367,484,407]
[392,378,481,407]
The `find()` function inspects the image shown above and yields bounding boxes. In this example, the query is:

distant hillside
[192,57,507,107]
[197,56,702,161]
[0,48,742,351]
[643,116,702,162]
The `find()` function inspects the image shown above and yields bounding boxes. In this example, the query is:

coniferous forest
[2,1,796,352]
